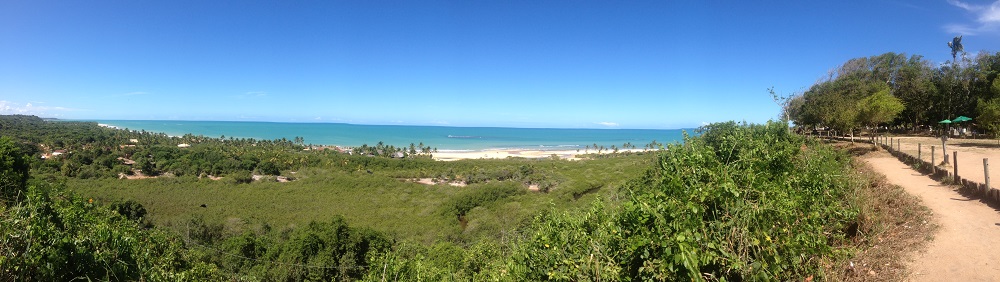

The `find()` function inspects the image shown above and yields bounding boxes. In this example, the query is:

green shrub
[109,200,148,223]
[443,182,526,216]
[261,217,392,281]
[0,184,224,281]
[490,121,861,280]
[228,170,253,184]
[0,136,29,203]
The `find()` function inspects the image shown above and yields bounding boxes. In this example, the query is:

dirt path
[865,156,1000,281]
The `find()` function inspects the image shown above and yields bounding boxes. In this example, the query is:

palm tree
[947,35,963,62]
[941,35,965,163]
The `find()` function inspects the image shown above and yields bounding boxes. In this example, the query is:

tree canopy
[788,49,1000,135]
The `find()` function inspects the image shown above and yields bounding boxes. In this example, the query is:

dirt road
[865,156,1000,281]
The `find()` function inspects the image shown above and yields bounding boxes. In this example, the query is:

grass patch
[64,155,653,244]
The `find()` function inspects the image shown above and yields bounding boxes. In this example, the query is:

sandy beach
[430,148,648,161]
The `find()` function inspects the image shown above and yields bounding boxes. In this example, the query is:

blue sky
[2,1,999,129]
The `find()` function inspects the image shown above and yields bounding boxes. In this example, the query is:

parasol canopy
[939,119,952,124]
[952,116,972,122]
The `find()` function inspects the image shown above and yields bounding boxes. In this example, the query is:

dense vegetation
[2,116,884,280]
[785,42,1000,137]
[366,121,866,280]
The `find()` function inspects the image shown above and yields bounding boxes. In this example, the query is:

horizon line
[56,117,694,131]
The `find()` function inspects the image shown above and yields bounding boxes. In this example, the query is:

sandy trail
[865,156,1000,281]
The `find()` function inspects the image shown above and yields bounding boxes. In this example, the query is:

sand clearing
[410,178,467,187]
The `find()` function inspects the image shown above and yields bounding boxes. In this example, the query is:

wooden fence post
[932,146,936,174]
[954,151,959,183]
[985,158,991,196]
[943,137,948,164]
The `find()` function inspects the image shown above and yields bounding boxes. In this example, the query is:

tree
[977,98,1000,141]
[0,137,29,202]
[894,55,937,128]
[136,155,158,176]
[856,86,905,136]
[948,35,964,62]
[769,86,795,123]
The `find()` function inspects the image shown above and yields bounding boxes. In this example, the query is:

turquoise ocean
[92,120,688,151]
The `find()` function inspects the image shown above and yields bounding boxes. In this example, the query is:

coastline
[97,122,664,161]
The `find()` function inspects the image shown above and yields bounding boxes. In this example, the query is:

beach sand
[431,149,647,161]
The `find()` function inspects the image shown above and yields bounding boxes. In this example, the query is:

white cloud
[949,0,977,11]
[595,121,619,127]
[0,100,77,117]
[946,0,1000,35]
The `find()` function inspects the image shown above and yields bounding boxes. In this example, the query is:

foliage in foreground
[371,121,864,280]
[0,184,223,281]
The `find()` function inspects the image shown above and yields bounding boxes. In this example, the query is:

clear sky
[2,1,999,129]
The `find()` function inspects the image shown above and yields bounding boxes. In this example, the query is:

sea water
[91,120,689,151]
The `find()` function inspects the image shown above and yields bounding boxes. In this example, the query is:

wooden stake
[954,151,959,183]
[985,158,991,196]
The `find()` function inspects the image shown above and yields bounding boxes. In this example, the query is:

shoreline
[429,148,650,161]
[98,123,659,161]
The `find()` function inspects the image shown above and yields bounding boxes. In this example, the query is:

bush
[443,182,526,216]
[0,184,224,281]
[256,161,281,176]
[109,200,148,222]
[261,217,392,281]
[0,136,29,203]
[228,170,253,184]
[477,121,862,280]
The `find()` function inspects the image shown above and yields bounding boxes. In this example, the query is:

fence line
[825,135,1000,205]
